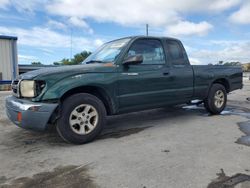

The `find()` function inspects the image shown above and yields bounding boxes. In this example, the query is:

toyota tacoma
[6,36,243,144]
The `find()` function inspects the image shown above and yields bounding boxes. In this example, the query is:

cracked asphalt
[0,79,250,188]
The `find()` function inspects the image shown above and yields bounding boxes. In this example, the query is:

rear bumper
[5,96,58,131]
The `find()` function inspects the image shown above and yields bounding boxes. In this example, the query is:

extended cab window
[166,40,187,65]
[127,39,165,64]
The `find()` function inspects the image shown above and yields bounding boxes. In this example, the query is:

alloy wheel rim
[214,90,225,108]
[69,104,99,135]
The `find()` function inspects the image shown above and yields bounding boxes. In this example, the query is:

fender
[38,73,118,113]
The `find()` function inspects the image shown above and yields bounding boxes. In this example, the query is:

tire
[57,93,106,144]
[204,83,227,115]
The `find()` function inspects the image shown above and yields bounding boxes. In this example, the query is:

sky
[0,0,250,65]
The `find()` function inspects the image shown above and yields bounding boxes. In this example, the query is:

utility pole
[70,27,73,60]
[146,24,149,36]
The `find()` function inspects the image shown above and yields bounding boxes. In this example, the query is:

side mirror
[123,55,143,66]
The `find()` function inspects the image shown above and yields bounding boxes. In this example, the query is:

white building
[0,35,18,84]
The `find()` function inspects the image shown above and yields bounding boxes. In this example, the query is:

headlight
[20,80,35,97]
[19,80,46,98]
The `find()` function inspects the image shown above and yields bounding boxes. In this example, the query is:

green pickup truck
[6,36,243,144]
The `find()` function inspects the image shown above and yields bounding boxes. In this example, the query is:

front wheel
[204,83,227,115]
[57,93,106,144]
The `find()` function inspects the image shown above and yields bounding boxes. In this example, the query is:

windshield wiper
[85,60,103,64]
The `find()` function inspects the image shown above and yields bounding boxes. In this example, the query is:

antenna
[146,24,149,36]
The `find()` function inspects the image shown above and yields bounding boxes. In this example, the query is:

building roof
[0,35,18,40]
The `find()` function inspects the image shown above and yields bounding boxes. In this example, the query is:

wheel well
[60,86,113,115]
[212,78,230,93]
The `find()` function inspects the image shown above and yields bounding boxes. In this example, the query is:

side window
[166,40,186,65]
[127,39,165,64]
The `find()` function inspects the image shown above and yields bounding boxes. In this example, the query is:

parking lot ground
[0,80,250,188]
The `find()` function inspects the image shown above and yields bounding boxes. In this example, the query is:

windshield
[83,38,131,64]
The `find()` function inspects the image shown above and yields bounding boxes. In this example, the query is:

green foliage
[60,58,71,65]
[53,51,91,65]
[218,61,224,65]
[72,51,92,65]
[215,61,250,72]
[216,61,241,66]
[223,62,241,66]
[31,62,42,65]
[53,62,60,65]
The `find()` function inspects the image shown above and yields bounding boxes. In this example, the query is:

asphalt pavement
[0,80,250,188]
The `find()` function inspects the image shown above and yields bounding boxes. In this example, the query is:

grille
[11,79,20,97]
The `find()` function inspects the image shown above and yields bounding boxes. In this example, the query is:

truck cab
[116,36,194,113]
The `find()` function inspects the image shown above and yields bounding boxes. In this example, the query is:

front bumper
[5,96,58,131]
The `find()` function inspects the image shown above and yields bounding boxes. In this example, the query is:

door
[117,38,175,112]
[164,39,194,101]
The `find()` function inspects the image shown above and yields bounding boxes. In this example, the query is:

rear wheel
[204,83,227,114]
[57,93,106,144]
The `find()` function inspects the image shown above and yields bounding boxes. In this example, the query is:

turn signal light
[17,112,22,122]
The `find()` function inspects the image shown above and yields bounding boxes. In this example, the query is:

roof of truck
[108,35,180,43]
[131,35,179,40]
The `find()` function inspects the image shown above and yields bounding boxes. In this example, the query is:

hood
[19,63,116,80]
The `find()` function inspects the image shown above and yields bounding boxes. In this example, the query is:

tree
[53,51,91,65]
[60,58,71,65]
[53,62,60,65]
[218,61,224,65]
[72,51,92,65]
[223,62,241,66]
[216,61,241,66]
[31,62,42,65]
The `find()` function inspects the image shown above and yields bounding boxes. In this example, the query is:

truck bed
[192,65,243,99]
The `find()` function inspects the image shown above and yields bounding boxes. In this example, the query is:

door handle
[163,72,169,75]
